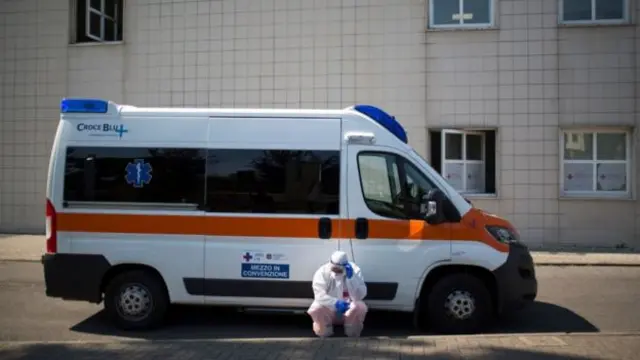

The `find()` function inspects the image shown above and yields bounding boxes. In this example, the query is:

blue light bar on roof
[60,98,109,114]
[353,104,408,144]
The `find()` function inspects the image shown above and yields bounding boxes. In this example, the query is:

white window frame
[559,0,630,26]
[429,0,495,29]
[441,129,487,194]
[560,128,632,198]
[86,0,120,42]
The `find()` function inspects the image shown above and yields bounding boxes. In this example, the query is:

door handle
[318,217,332,239]
[355,218,368,239]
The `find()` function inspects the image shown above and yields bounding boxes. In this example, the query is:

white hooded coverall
[307,251,368,337]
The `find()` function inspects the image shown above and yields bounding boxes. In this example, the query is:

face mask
[330,264,344,275]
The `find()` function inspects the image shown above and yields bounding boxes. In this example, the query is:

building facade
[0,0,639,248]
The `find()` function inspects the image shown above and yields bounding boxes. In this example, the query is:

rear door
[202,116,345,307]
[345,143,452,310]
[55,113,209,305]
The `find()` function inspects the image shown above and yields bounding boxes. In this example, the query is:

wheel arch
[413,263,499,320]
[100,263,170,302]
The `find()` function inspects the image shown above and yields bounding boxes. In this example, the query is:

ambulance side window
[357,152,437,220]
[205,149,340,215]
[357,153,407,219]
[402,160,438,219]
[63,147,206,207]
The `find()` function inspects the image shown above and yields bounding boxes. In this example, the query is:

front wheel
[104,270,169,330]
[426,274,493,334]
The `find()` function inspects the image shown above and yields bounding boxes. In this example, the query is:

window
[64,147,206,207]
[429,0,494,29]
[72,0,124,44]
[357,152,437,220]
[430,129,497,195]
[561,130,631,197]
[206,149,340,215]
[560,0,628,24]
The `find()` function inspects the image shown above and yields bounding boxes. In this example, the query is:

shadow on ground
[0,338,612,360]
[69,300,598,340]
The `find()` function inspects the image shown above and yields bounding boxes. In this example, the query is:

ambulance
[42,98,537,334]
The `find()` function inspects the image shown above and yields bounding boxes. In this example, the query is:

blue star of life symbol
[243,252,253,262]
[116,124,128,139]
[125,159,152,188]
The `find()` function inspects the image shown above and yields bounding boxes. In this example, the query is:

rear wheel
[426,274,493,334]
[104,270,168,330]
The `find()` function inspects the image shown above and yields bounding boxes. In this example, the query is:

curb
[534,261,640,267]
[532,253,640,267]
[0,259,41,263]
[0,258,41,262]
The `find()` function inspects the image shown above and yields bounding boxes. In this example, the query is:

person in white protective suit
[307,250,368,337]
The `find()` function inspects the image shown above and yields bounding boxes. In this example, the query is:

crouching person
[307,251,368,337]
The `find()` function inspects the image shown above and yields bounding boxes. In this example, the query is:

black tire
[426,274,493,334]
[104,270,169,330]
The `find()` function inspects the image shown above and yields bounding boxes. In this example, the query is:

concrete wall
[423,0,639,248]
[1,0,68,232]
[0,0,638,249]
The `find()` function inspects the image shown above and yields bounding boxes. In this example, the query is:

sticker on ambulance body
[242,251,288,263]
[241,263,290,279]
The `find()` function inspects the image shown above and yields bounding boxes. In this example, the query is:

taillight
[45,199,57,253]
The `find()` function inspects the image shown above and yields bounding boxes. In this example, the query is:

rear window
[63,146,206,207]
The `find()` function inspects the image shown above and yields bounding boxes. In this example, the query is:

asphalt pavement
[2,260,640,359]
[1,261,639,342]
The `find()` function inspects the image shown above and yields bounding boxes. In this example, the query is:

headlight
[486,225,520,244]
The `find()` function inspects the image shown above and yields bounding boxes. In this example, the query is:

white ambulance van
[43,98,537,334]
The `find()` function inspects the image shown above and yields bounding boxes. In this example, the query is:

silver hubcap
[117,284,152,320]
[445,290,475,320]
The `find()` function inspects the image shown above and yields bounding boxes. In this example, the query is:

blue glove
[335,299,349,314]
[344,263,353,279]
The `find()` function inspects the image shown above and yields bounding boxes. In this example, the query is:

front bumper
[492,243,538,313]
[42,253,111,303]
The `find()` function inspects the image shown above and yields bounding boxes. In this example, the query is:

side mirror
[421,189,447,225]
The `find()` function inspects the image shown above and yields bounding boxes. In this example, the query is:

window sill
[426,25,498,32]
[559,194,634,201]
[558,20,634,28]
[462,193,498,200]
[69,41,124,47]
